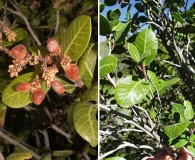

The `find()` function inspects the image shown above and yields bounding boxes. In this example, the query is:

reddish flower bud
[45,55,52,64]
[16,83,31,93]
[51,80,64,94]
[47,38,60,53]
[11,44,27,59]
[31,89,45,105]
[65,64,79,81]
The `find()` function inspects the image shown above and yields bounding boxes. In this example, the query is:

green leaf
[143,50,157,66]
[100,3,105,12]
[174,139,188,149]
[100,56,118,78]
[112,22,125,31]
[172,103,186,123]
[115,20,131,44]
[78,43,97,88]
[135,29,158,57]
[81,82,98,102]
[114,76,150,108]
[2,72,49,108]
[106,157,126,160]
[56,26,68,56]
[6,150,32,160]
[171,11,185,24]
[157,77,180,95]
[100,14,112,35]
[164,121,190,139]
[128,43,140,62]
[104,0,117,6]
[184,100,194,121]
[64,15,91,61]
[109,8,121,20]
[73,102,98,147]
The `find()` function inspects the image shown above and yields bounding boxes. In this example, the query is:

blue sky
[99,0,194,42]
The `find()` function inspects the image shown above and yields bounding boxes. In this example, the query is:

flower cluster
[12,37,81,105]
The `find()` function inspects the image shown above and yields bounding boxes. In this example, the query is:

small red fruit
[65,64,79,81]
[31,89,45,105]
[16,83,31,93]
[51,80,64,94]
[11,44,27,59]
[47,38,60,53]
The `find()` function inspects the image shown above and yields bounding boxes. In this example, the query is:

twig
[0,130,41,159]
[50,124,73,144]
[42,129,50,150]
[34,130,41,148]
[54,10,60,35]
[0,151,5,160]
[99,141,138,159]
[3,6,41,45]
[82,151,91,160]
[106,74,116,88]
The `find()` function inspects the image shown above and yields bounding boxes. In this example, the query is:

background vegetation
[100,0,195,159]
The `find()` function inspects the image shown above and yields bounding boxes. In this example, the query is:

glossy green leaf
[100,3,105,12]
[135,29,158,58]
[164,121,190,139]
[6,150,32,160]
[171,11,185,24]
[112,22,125,31]
[100,14,112,35]
[73,101,98,147]
[115,20,131,44]
[184,100,194,121]
[142,50,157,66]
[53,150,74,157]
[128,43,140,62]
[100,56,118,78]
[157,77,180,95]
[135,3,144,12]
[2,72,49,108]
[106,157,126,160]
[104,0,117,6]
[114,76,150,108]
[81,82,98,102]
[64,15,91,61]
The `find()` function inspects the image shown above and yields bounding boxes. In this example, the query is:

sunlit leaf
[106,157,126,160]
[135,28,158,58]
[73,101,98,147]
[184,100,194,121]
[114,76,150,108]
[64,15,91,61]
[164,122,190,139]
[100,56,118,78]
[128,43,140,62]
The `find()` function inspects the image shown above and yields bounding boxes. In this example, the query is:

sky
[99,0,195,42]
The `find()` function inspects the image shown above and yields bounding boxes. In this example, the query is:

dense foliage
[0,0,98,159]
[100,0,195,159]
